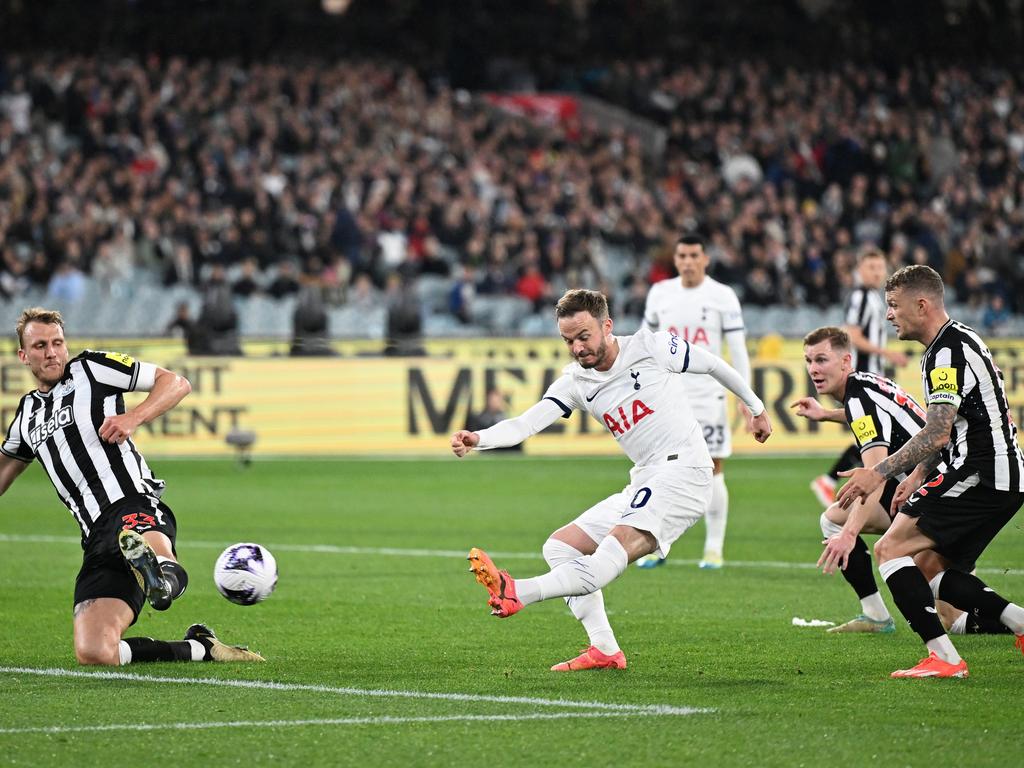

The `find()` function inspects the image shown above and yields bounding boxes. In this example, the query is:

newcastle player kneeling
[0,308,262,665]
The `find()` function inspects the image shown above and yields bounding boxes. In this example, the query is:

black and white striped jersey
[844,286,887,373]
[920,319,1024,491]
[843,371,927,483]
[2,350,166,541]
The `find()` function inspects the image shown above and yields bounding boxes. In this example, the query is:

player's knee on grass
[75,634,120,666]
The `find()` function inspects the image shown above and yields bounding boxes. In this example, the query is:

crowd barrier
[2,337,1022,457]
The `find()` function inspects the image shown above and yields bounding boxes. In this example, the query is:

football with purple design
[214,543,278,605]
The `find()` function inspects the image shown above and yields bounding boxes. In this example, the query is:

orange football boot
[550,645,627,671]
[467,547,522,617]
[890,651,968,679]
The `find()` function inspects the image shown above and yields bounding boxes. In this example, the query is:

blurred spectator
[291,284,336,356]
[0,247,29,299]
[267,261,301,299]
[621,273,649,318]
[164,243,197,287]
[383,273,424,356]
[465,387,521,451]
[232,259,263,298]
[47,257,87,303]
[982,295,1011,337]
[347,273,379,314]
[165,300,207,355]
[196,265,241,355]
[449,265,476,324]
[515,262,549,312]
[743,266,778,307]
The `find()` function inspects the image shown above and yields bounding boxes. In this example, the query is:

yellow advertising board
[2,337,1022,457]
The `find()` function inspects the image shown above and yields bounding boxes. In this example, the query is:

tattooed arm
[835,402,956,509]
[872,403,956,480]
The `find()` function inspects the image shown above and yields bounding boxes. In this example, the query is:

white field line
[0,711,660,735]
[1,532,1021,576]
[0,666,710,727]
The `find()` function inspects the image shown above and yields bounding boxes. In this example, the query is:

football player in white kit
[635,235,751,569]
[451,289,771,671]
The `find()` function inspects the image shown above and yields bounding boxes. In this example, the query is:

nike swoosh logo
[585,391,600,402]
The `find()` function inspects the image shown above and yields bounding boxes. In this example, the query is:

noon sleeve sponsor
[850,415,879,447]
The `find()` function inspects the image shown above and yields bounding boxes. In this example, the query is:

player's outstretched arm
[99,366,192,444]
[450,398,566,457]
[451,430,480,458]
[0,454,30,496]
[790,397,845,424]
[684,344,770,441]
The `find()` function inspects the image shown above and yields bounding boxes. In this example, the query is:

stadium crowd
[0,54,1022,333]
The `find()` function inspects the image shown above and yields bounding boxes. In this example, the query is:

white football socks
[859,592,891,622]
[517,536,629,605]
[703,472,728,556]
[999,603,1024,634]
[542,538,619,654]
[821,514,889,621]
[925,634,962,665]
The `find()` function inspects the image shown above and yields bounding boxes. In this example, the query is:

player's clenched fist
[749,411,773,443]
[450,430,480,458]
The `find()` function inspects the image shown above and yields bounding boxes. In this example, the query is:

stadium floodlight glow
[322,0,352,15]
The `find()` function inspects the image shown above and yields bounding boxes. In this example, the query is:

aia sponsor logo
[603,399,654,436]
[28,405,74,447]
[668,326,709,345]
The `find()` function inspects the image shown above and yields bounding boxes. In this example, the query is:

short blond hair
[803,326,850,352]
[16,307,65,348]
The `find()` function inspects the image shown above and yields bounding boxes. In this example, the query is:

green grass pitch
[1,455,1022,767]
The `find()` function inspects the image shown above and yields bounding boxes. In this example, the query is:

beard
[575,338,607,369]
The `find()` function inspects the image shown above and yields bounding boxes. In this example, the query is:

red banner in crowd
[483,93,579,125]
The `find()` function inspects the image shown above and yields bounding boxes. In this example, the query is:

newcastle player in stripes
[0,308,262,665]
[810,247,909,508]
[837,267,1024,678]
[792,327,1007,638]
[792,326,923,634]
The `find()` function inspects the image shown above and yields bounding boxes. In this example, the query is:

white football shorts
[569,462,713,559]
[692,394,731,459]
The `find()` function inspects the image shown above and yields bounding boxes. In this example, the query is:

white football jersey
[542,329,713,469]
[643,276,745,401]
